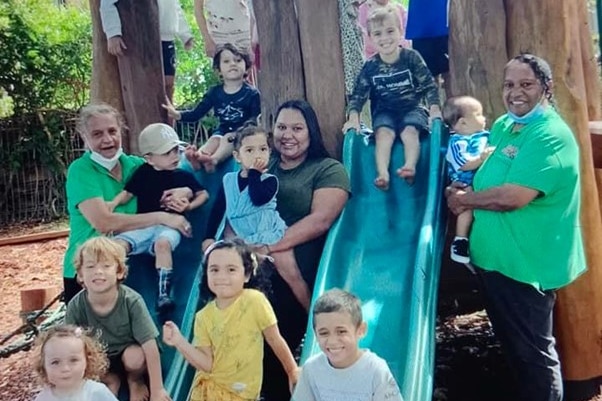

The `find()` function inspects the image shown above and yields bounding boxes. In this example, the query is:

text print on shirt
[372,69,414,95]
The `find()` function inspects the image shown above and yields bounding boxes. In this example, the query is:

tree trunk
[450,0,602,383]
[295,0,346,159]
[253,0,305,131]
[448,0,507,122]
[88,0,126,150]
[114,0,166,154]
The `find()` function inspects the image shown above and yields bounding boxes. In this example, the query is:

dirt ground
[0,229,65,401]
[0,225,600,401]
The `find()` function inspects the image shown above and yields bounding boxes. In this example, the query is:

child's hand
[163,321,184,347]
[429,105,442,124]
[161,97,182,121]
[342,118,361,135]
[184,38,194,51]
[150,388,172,401]
[287,366,301,393]
[481,146,496,160]
[107,36,127,56]
[250,157,268,173]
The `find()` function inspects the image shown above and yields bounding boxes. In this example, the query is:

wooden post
[450,0,602,390]
[20,287,60,314]
[295,0,347,159]
[253,0,305,131]
[88,0,127,150]
[114,0,166,155]
[448,0,507,121]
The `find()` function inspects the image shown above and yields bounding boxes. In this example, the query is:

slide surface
[299,121,447,401]
[166,121,446,401]
[124,157,236,400]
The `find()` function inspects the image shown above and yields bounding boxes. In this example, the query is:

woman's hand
[162,321,184,347]
[160,213,192,237]
[161,187,193,205]
[201,238,215,253]
[446,183,472,215]
[164,197,191,213]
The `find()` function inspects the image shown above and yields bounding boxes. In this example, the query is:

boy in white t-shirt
[293,289,403,401]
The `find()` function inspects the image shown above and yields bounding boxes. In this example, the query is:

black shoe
[450,238,470,264]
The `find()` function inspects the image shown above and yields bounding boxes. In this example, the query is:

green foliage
[0,87,14,118]
[0,0,92,113]
[173,0,220,108]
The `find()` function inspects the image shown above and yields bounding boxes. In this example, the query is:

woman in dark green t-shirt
[261,100,351,401]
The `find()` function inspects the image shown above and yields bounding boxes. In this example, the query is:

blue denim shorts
[115,225,181,256]
[372,107,429,135]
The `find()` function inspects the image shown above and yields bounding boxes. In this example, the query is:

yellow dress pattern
[190,289,277,401]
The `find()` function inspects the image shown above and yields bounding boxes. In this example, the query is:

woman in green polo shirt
[63,103,193,303]
[446,54,585,401]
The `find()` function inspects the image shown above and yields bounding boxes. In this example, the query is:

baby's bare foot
[396,166,416,185]
[374,174,390,191]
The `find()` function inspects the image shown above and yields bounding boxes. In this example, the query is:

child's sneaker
[450,238,470,264]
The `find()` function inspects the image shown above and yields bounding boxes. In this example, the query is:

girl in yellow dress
[163,238,299,401]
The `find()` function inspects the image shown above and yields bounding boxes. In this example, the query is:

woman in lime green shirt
[63,103,193,302]
[446,54,585,401]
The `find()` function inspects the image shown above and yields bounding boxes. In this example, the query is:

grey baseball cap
[138,123,187,155]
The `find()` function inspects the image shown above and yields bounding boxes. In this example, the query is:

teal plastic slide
[124,157,236,400]
[299,120,447,401]
[164,121,447,401]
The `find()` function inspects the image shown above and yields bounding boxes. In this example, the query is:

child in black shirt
[163,43,261,173]
[109,123,208,313]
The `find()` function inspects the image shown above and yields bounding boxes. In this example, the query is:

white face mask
[90,148,123,170]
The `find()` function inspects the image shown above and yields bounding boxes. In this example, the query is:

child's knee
[122,345,146,373]
[154,238,173,255]
[374,126,395,138]
[400,125,420,138]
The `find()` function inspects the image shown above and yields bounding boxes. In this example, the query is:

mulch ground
[0,224,599,400]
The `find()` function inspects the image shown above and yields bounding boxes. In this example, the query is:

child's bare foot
[103,372,121,395]
[396,166,416,185]
[202,160,216,173]
[128,378,149,401]
[374,174,390,190]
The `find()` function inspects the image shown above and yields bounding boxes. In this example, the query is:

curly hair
[200,238,272,303]
[33,324,109,386]
[506,53,555,106]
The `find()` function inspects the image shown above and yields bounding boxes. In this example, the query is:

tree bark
[448,0,507,122]
[450,0,602,382]
[88,0,126,150]
[253,0,305,131]
[114,0,166,154]
[295,0,346,159]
